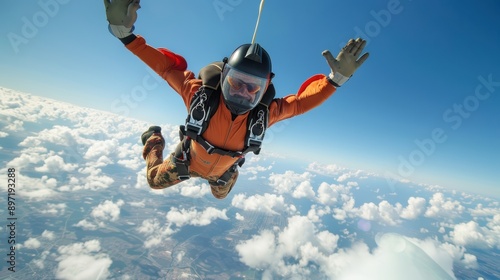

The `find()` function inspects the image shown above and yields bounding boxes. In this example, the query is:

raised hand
[104,0,141,27]
[322,38,369,87]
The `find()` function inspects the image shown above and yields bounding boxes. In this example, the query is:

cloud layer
[1,87,498,279]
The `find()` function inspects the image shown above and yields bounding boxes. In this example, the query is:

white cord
[251,0,265,44]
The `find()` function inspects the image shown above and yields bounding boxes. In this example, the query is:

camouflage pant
[143,134,238,199]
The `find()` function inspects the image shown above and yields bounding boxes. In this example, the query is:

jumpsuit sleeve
[124,35,199,107]
[268,74,337,127]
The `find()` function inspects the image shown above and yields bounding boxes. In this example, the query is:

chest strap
[181,124,262,158]
[173,130,246,185]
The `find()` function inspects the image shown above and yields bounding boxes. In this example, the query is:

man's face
[221,65,269,115]
[226,72,263,103]
[228,77,260,103]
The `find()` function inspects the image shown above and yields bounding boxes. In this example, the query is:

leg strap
[214,157,245,186]
[173,139,191,181]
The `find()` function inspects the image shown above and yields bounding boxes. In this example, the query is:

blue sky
[1,0,499,196]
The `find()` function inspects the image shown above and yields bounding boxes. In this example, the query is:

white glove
[323,38,369,87]
[104,0,141,38]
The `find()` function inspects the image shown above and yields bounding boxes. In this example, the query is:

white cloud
[461,253,478,269]
[332,234,457,280]
[166,207,228,227]
[307,162,346,176]
[176,251,186,263]
[238,231,459,280]
[425,193,465,219]
[41,230,56,240]
[40,203,67,215]
[307,205,331,223]
[75,200,125,230]
[74,219,98,231]
[240,163,273,180]
[116,142,141,159]
[352,197,428,226]
[7,152,44,169]
[0,131,8,137]
[236,215,341,277]
[449,221,487,247]
[18,174,58,200]
[72,166,114,191]
[19,125,86,148]
[268,170,314,195]
[35,154,77,173]
[489,213,500,231]
[357,201,401,226]
[129,200,146,208]
[333,195,356,221]
[235,213,245,221]
[33,251,50,269]
[91,199,125,222]
[55,240,112,280]
[179,182,211,198]
[337,170,365,182]
[23,237,42,249]
[0,90,145,194]
[84,139,119,159]
[5,119,24,131]
[236,230,277,269]
[137,218,162,235]
[231,193,288,215]
[447,218,500,249]
[400,197,427,220]
[135,170,149,189]
[117,158,142,170]
[292,180,315,199]
[306,162,372,183]
[439,242,478,269]
[0,88,494,279]
[316,182,352,205]
[137,218,177,248]
[469,203,500,217]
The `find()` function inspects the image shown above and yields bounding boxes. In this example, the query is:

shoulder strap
[183,62,223,139]
[182,62,275,157]
[199,62,224,89]
[261,82,276,105]
[244,83,275,155]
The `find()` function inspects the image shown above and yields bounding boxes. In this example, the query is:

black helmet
[221,43,273,115]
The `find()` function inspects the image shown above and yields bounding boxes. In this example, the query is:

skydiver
[103,0,369,199]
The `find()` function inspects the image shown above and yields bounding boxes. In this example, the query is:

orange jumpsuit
[126,35,336,198]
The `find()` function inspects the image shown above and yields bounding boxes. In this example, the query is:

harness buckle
[205,141,215,154]
[216,178,228,186]
[247,137,263,148]
[178,174,191,181]
[185,122,203,138]
[233,151,244,158]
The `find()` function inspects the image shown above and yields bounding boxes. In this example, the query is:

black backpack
[175,61,275,184]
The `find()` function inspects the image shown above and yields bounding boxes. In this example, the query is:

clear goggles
[221,66,268,112]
